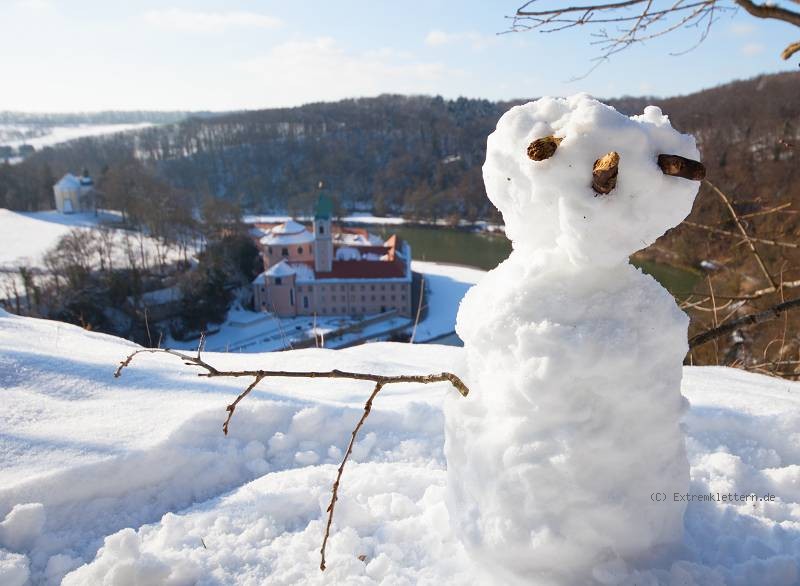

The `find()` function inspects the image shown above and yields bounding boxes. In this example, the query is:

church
[252,194,413,318]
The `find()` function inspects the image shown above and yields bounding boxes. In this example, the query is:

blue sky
[0,0,796,111]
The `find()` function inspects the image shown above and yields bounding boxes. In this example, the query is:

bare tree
[508,0,800,75]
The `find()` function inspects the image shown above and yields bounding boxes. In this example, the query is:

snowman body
[445,95,700,583]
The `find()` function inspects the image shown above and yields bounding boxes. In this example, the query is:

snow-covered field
[0,210,119,270]
[0,209,193,284]
[0,123,152,151]
[2,309,800,585]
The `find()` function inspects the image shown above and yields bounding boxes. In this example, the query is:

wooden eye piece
[592,151,620,195]
[527,136,563,161]
[657,154,706,181]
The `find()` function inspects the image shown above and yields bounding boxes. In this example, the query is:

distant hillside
[9,72,800,223]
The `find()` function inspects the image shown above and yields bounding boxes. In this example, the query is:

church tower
[313,189,334,273]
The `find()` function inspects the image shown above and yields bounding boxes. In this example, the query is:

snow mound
[3,312,800,584]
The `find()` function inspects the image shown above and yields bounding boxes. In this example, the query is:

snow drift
[2,308,800,584]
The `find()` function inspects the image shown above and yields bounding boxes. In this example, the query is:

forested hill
[7,72,800,221]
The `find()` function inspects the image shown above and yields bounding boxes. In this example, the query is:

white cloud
[425,29,494,50]
[741,42,764,56]
[234,37,462,108]
[730,23,756,37]
[144,8,283,33]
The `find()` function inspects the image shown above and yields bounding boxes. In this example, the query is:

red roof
[314,258,407,279]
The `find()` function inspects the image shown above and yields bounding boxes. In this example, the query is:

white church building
[53,169,96,214]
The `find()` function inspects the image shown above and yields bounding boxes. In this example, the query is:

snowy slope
[0,124,152,151]
[0,209,194,274]
[2,310,800,584]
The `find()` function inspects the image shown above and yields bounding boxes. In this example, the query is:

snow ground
[0,123,152,152]
[410,261,483,343]
[0,209,120,270]
[0,208,189,273]
[3,310,800,584]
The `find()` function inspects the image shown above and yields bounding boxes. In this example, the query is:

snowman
[444,95,705,584]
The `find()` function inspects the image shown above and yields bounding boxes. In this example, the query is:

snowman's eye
[527,136,563,161]
[657,154,706,181]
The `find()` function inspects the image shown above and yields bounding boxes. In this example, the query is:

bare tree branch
[734,0,800,28]
[705,179,777,291]
[689,296,800,348]
[114,347,470,572]
[508,0,800,70]
[683,220,799,249]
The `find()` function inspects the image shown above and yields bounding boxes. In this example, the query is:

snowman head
[484,94,704,267]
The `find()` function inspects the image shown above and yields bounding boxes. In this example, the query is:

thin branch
[782,41,800,59]
[689,296,800,349]
[683,220,799,248]
[114,347,470,572]
[320,380,384,572]
[705,179,777,291]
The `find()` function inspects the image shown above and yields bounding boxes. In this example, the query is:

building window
[319,224,325,234]
[298,246,303,254]
[281,247,289,256]
[370,285,375,291]
[275,277,282,285]
[290,289,295,306]
[268,247,273,254]
[303,296,309,309]
[260,287,265,292]
[380,285,385,290]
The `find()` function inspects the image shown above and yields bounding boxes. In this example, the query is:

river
[367,224,699,296]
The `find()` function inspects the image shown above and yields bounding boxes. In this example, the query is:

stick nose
[592,151,620,195]
[657,154,706,181]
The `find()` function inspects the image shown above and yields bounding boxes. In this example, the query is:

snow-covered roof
[271,220,306,235]
[54,173,81,190]
[292,263,316,282]
[260,220,314,246]
[264,260,297,278]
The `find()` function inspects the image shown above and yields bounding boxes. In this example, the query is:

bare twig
[410,275,426,343]
[689,296,800,349]
[114,346,470,571]
[320,380,384,571]
[508,0,799,69]
[683,220,799,249]
[705,179,777,291]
